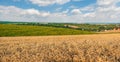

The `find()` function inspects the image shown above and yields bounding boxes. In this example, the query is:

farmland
[0,22,120,62]
[0,34,120,62]
[0,22,120,37]
[1,0,120,62]
[0,24,94,37]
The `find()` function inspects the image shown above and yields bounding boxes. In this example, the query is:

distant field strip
[0,24,94,37]
[0,34,120,62]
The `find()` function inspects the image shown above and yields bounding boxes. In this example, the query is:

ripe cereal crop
[0,34,120,62]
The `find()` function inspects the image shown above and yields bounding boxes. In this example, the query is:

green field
[0,24,94,36]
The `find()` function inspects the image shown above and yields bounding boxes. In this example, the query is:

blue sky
[0,0,96,12]
[0,0,120,23]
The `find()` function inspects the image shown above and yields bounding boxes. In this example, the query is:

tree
[98,26,105,31]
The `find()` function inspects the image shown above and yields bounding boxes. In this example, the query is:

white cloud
[21,8,50,17]
[83,12,95,17]
[0,0,120,23]
[55,7,62,12]
[71,9,81,14]
[97,0,115,6]
[62,9,69,14]
[97,0,120,6]
[0,6,50,22]
[29,0,70,6]
[95,0,120,20]
[0,5,83,22]
[80,5,95,12]
[22,9,40,15]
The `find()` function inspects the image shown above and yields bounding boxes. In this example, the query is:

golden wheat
[0,34,120,62]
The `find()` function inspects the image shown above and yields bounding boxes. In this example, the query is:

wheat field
[0,34,120,62]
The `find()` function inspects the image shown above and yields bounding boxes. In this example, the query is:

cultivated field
[0,24,93,37]
[0,34,120,62]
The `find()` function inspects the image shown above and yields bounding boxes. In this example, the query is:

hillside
[0,24,94,37]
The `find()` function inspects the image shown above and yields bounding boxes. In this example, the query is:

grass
[0,24,94,37]
[0,34,120,62]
